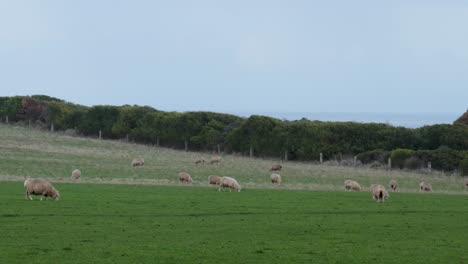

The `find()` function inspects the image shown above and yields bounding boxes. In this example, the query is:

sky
[1,0,467,116]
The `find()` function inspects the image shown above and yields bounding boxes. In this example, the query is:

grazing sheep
[208,175,221,185]
[270,174,281,185]
[370,184,389,202]
[195,159,205,165]
[24,178,60,201]
[70,169,81,180]
[209,156,222,164]
[270,164,282,171]
[420,181,432,192]
[344,180,361,191]
[179,172,193,184]
[131,158,144,168]
[219,176,241,192]
[389,179,398,191]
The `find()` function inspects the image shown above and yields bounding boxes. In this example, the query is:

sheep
[370,184,389,202]
[209,156,222,164]
[420,181,432,192]
[270,173,281,185]
[464,178,468,189]
[70,169,81,180]
[208,175,221,185]
[219,176,241,192]
[270,164,282,171]
[389,179,398,191]
[179,172,193,184]
[24,178,60,201]
[344,180,361,191]
[131,158,144,168]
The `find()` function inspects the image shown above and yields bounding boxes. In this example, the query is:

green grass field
[1,124,468,263]
[1,182,467,263]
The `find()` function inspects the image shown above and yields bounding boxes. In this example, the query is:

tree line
[1,95,467,173]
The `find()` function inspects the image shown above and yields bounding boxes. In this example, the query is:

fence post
[428,161,432,173]
[156,137,160,147]
[320,153,323,164]
[99,130,102,139]
[28,120,31,128]
[126,134,129,142]
[217,144,221,154]
[354,156,357,166]
[184,140,188,151]
[50,122,54,132]
[388,157,392,170]
[284,150,288,161]
[249,146,253,157]
[5,116,8,124]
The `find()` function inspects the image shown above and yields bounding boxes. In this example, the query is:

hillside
[454,110,468,125]
[0,124,466,194]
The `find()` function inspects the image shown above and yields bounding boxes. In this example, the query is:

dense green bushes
[460,156,468,176]
[356,149,389,164]
[1,95,468,172]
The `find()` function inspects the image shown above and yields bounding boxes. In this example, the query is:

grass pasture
[1,124,468,263]
[1,182,468,263]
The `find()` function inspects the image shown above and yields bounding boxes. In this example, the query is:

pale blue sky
[1,0,467,115]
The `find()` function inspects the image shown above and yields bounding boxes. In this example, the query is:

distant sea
[231,112,461,128]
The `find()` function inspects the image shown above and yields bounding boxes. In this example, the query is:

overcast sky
[1,0,467,115]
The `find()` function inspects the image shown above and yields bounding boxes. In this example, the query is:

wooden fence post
[50,122,54,132]
[217,144,221,154]
[353,156,357,166]
[388,157,392,170]
[284,151,288,161]
[184,140,188,151]
[428,161,432,173]
[5,116,8,124]
[249,146,253,157]
[156,137,160,147]
[99,130,102,139]
[320,153,323,164]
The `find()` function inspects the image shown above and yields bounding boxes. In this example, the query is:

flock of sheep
[176,158,284,192]
[344,179,438,202]
[22,156,468,201]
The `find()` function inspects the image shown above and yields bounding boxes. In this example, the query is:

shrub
[390,149,415,169]
[356,149,389,164]
[458,156,468,176]
[404,156,424,170]
[430,148,465,171]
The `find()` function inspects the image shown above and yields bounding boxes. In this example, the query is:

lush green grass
[1,124,468,263]
[1,182,467,264]
[0,124,466,193]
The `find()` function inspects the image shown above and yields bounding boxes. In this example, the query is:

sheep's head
[52,190,60,201]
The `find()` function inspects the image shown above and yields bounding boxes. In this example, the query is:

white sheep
[219,176,241,192]
[389,179,398,191]
[70,169,81,180]
[208,175,221,185]
[344,180,361,191]
[24,178,60,201]
[420,181,432,192]
[370,184,389,202]
[209,156,222,164]
[270,174,281,185]
[270,164,282,171]
[179,172,193,184]
[132,158,144,168]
